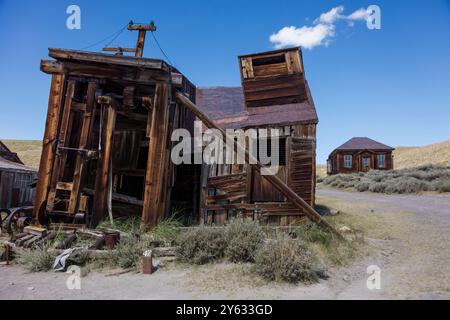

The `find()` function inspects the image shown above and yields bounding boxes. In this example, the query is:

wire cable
[150,31,180,70]
[80,23,129,50]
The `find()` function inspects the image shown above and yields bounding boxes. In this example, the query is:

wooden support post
[91,103,117,228]
[175,92,342,239]
[68,82,98,213]
[135,30,146,58]
[33,74,65,222]
[46,80,76,212]
[141,84,169,229]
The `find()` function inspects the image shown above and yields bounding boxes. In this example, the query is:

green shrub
[225,219,265,262]
[151,215,183,245]
[356,180,370,192]
[253,237,326,283]
[295,223,333,247]
[389,177,429,194]
[16,246,55,272]
[368,182,388,193]
[99,216,140,233]
[108,235,142,269]
[323,165,450,194]
[176,226,227,264]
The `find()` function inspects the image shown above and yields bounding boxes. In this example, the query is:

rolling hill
[393,140,450,169]
[1,139,42,169]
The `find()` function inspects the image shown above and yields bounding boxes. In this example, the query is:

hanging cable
[150,31,180,70]
[80,23,129,50]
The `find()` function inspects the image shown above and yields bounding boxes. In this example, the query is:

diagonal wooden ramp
[175,92,342,239]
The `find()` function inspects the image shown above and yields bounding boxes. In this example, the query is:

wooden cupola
[238,47,308,108]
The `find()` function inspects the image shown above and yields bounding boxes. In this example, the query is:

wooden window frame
[377,154,386,168]
[343,154,352,168]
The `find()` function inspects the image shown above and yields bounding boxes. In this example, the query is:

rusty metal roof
[196,84,318,129]
[334,137,394,151]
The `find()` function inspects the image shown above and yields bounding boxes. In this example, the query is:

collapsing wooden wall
[35,48,196,228]
[195,47,319,226]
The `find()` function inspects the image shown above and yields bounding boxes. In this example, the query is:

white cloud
[270,24,335,49]
[347,8,370,21]
[270,6,369,50]
[315,6,344,24]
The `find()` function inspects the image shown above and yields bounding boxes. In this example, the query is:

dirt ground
[1,189,450,300]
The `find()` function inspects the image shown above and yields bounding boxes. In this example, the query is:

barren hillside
[1,139,42,169]
[393,140,450,169]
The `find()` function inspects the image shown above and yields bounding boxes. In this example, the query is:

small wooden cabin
[0,141,37,208]
[327,137,394,174]
[196,47,318,225]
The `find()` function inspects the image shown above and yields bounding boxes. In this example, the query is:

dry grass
[1,139,42,169]
[393,140,450,169]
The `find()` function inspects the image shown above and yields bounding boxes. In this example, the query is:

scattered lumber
[152,246,177,257]
[55,233,77,249]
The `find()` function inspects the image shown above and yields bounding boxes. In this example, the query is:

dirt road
[317,188,450,226]
[1,189,449,300]
[317,188,450,299]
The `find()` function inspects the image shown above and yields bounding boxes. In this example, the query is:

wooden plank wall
[201,124,316,226]
[0,170,37,208]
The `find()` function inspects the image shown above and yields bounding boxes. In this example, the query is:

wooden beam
[135,30,146,58]
[46,80,76,212]
[91,103,117,227]
[33,74,65,222]
[141,84,169,228]
[68,82,98,213]
[175,92,342,238]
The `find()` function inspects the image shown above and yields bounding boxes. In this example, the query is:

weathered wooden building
[196,47,318,225]
[327,137,394,174]
[33,24,328,230]
[0,141,37,208]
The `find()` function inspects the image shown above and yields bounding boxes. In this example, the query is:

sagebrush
[176,226,227,264]
[253,237,326,283]
[321,165,450,194]
[16,246,55,272]
[225,219,265,262]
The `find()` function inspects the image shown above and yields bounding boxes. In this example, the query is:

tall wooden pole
[68,81,98,213]
[91,103,116,227]
[141,84,169,229]
[135,30,146,58]
[33,74,65,223]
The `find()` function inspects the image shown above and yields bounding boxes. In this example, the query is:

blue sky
[0,0,449,163]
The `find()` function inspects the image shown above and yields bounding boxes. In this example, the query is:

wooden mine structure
[34,22,337,234]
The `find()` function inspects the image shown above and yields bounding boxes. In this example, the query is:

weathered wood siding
[328,150,393,174]
[0,170,37,208]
